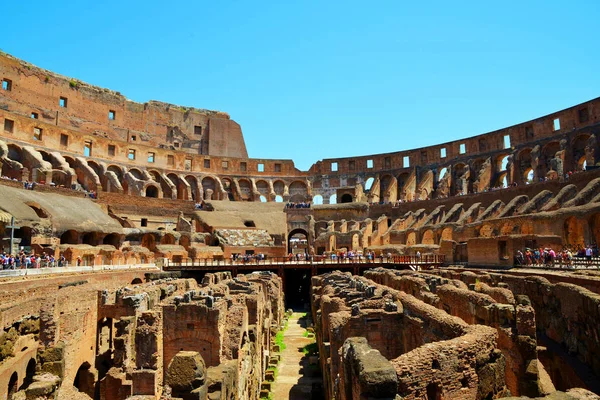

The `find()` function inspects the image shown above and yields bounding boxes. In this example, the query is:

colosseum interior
[0,52,600,399]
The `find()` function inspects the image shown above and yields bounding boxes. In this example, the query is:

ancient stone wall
[311,271,511,399]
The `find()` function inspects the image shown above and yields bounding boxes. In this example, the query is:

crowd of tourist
[0,251,67,269]
[515,244,598,268]
[286,202,311,209]
[0,175,97,198]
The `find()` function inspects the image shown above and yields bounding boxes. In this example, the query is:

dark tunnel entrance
[284,268,311,311]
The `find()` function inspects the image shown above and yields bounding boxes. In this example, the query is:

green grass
[275,329,286,351]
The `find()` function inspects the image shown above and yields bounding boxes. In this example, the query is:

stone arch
[421,230,435,245]
[288,228,308,254]
[87,160,106,190]
[238,178,252,200]
[452,162,468,195]
[540,141,561,178]
[340,193,353,203]
[60,230,78,245]
[256,180,270,199]
[572,133,591,171]
[128,168,144,180]
[440,227,453,242]
[148,170,173,198]
[201,176,217,200]
[179,235,190,250]
[24,358,36,387]
[145,184,159,198]
[380,174,394,201]
[221,177,234,200]
[396,172,410,200]
[185,175,200,202]
[273,180,285,196]
[2,144,24,179]
[131,278,143,285]
[275,195,284,203]
[167,173,186,200]
[82,232,98,245]
[141,233,157,252]
[73,362,95,397]
[103,233,121,247]
[289,181,308,202]
[161,233,176,245]
[8,371,18,397]
[406,232,417,246]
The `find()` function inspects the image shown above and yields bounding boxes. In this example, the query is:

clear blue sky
[1,1,598,171]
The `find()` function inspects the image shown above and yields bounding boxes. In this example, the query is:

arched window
[364,177,375,191]
[312,195,323,205]
[275,195,283,203]
[146,185,158,198]
[329,194,337,204]
[259,195,267,202]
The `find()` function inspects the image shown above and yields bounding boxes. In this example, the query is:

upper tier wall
[1,52,599,183]
[0,53,248,159]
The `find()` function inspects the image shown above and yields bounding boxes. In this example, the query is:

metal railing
[163,254,445,268]
[515,256,600,269]
[0,263,158,277]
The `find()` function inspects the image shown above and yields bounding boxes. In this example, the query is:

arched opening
[422,230,435,245]
[179,235,190,250]
[131,278,143,285]
[256,180,270,199]
[329,194,337,204]
[8,371,18,396]
[259,195,267,203]
[185,175,199,201]
[201,177,216,200]
[221,178,234,201]
[160,233,176,245]
[340,193,353,203]
[275,195,283,203]
[128,168,144,180]
[288,229,308,255]
[273,180,285,197]
[312,195,323,205]
[364,177,375,191]
[60,230,78,245]
[141,233,156,252]
[82,232,96,245]
[103,233,121,247]
[572,134,591,172]
[145,185,158,198]
[24,358,36,387]
[73,362,95,397]
[289,181,308,202]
